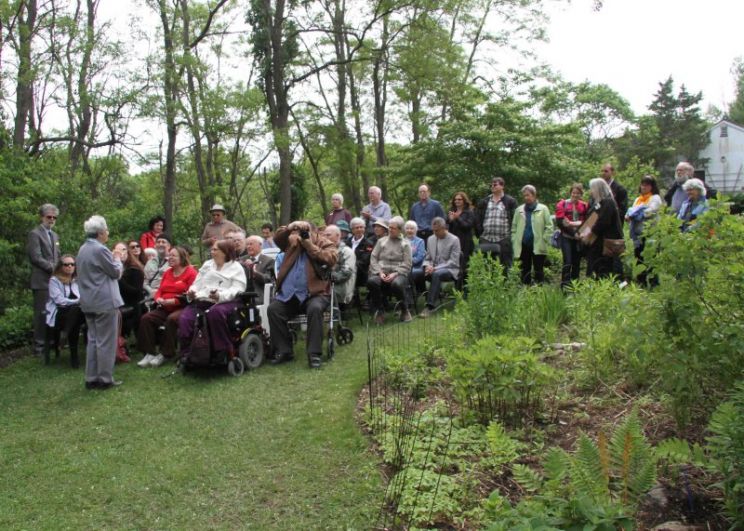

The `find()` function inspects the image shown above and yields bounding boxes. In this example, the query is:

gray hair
[331,192,344,203]
[520,184,537,197]
[682,178,706,193]
[368,186,381,196]
[246,235,263,246]
[226,228,246,239]
[431,217,447,229]
[350,217,365,229]
[39,203,59,217]
[324,224,341,237]
[83,215,108,237]
[389,216,405,230]
[404,220,418,232]
[589,178,613,202]
[676,162,694,177]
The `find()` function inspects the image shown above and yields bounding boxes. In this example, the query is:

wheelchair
[178,290,267,377]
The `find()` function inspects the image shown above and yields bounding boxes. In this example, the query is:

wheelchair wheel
[327,336,335,360]
[227,357,245,377]
[336,327,354,345]
[238,333,264,370]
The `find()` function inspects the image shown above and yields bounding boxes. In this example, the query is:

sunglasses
[129,244,140,249]
[45,215,58,220]
[63,263,75,266]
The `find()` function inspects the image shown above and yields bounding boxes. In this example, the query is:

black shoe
[308,354,322,369]
[98,380,123,390]
[270,353,294,365]
[85,380,100,390]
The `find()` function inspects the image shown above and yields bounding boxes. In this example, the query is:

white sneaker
[149,354,165,367]
[137,354,155,368]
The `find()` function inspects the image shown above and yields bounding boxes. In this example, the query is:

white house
[699,119,744,194]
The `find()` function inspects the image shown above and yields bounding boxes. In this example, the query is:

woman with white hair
[76,215,125,390]
[677,178,709,232]
[324,192,352,227]
[580,178,624,278]
[404,220,426,292]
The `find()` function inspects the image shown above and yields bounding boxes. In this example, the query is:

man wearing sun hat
[200,203,240,247]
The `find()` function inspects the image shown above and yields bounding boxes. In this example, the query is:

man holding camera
[267,221,338,368]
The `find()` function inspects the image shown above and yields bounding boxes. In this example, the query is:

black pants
[49,305,85,364]
[425,269,455,308]
[519,243,545,285]
[560,236,582,288]
[367,274,410,312]
[268,295,329,357]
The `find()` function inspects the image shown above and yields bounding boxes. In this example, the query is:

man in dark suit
[26,203,61,357]
[600,164,628,277]
[243,235,275,295]
[601,164,628,224]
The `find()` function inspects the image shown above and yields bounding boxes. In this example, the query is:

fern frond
[512,463,543,493]
[570,433,610,502]
[542,446,570,484]
[486,421,522,467]
[655,437,693,464]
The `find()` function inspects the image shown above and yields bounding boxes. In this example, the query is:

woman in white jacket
[177,239,247,358]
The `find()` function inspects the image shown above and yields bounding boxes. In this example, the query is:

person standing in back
[27,203,61,359]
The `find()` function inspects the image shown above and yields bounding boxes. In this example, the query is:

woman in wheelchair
[45,255,86,367]
[136,246,197,367]
[177,239,247,359]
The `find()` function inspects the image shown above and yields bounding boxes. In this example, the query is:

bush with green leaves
[707,381,744,526]
[446,335,556,426]
[483,410,657,530]
[0,305,33,350]
[642,206,744,425]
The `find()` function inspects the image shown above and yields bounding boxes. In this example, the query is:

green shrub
[707,381,744,526]
[446,335,556,426]
[0,305,33,350]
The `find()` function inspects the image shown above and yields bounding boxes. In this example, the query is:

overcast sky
[539,0,743,115]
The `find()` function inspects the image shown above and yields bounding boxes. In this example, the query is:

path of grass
[0,329,382,529]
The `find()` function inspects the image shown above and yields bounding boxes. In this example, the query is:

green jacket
[511,202,554,257]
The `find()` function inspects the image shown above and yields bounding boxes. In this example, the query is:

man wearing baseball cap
[200,204,240,247]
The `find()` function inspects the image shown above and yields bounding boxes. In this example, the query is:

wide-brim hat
[373,219,389,230]
[335,220,350,233]
[210,204,226,213]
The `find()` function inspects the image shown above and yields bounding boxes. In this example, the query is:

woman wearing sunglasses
[45,255,85,367]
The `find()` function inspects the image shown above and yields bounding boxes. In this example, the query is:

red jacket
[154,265,198,312]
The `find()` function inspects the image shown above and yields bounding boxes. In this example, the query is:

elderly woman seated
[677,178,709,232]
[404,219,426,293]
[367,216,413,324]
[136,246,197,368]
[177,239,247,359]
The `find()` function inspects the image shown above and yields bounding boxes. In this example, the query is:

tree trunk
[13,0,38,150]
[157,0,178,228]
[372,13,389,196]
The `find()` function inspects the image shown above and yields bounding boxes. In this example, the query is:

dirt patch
[0,346,31,369]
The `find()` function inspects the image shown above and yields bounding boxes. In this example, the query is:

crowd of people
[26,162,712,389]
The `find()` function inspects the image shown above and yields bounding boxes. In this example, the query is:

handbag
[602,238,626,257]
[578,211,598,246]
[550,230,562,249]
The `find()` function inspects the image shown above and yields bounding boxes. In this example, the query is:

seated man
[323,224,356,306]
[243,235,275,295]
[419,217,461,318]
[267,221,337,368]
[367,216,413,324]
[143,234,172,302]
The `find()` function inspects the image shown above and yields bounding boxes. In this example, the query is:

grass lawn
[0,330,382,529]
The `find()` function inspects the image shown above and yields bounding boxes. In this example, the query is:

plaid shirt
[481,198,510,241]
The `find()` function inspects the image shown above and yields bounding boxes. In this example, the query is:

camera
[300,230,310,240]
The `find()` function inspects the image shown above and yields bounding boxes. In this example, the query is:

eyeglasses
[129,244,140,249]
[63,263,75,267]
[45,215,58,220]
